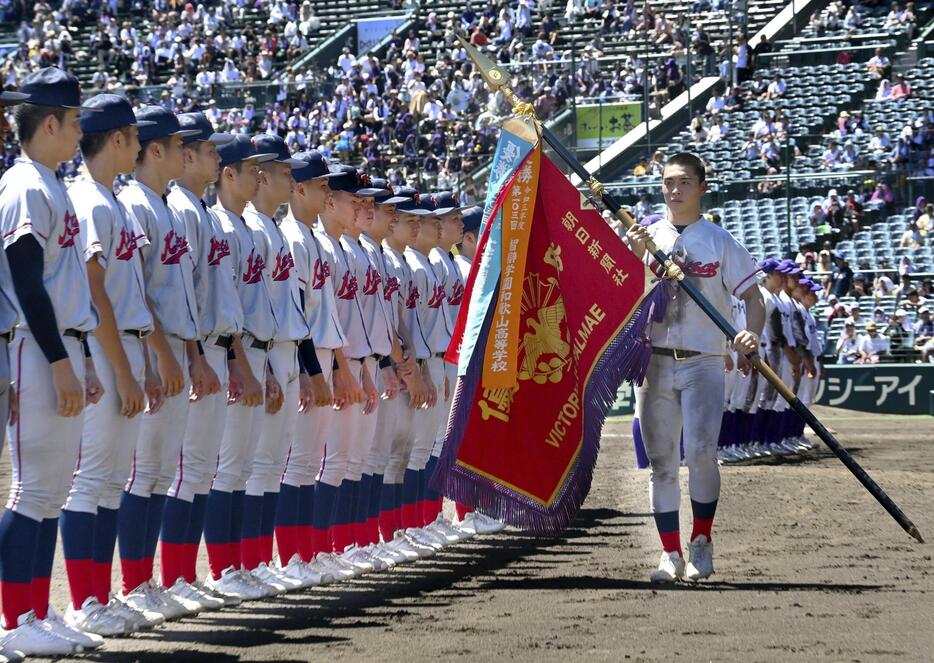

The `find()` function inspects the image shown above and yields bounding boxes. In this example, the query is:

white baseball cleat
[280,554,329,588]
[115,587,167,627]
[42,606,104,650]
[167,577,224,611]
[204,568,264,601]
[465,512,507,535]
[363,544,397,569]
[2,611,79,657]
[650,551,686,583]
[251,563,298,593]
[313,553,356,580]
[192,579,242,607]
[64,596,130,636]
[305,557,339,583]
[425,517,464,543]
[374,541,409,564]
[399,532,437,557]
[0,629,24,663]
[685,535,715,581]
[123,581,191,620]
[104,594,156,631]
[340,547,376,573]
[405,528,444,551]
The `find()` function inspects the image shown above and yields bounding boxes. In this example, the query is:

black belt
[370,353,385,362]
[0,330,13,343]
[652,347,702,361]
[245,335,273,351]
[122,329,150,339]
[433,352,446,359]
[213,335,234,350]
[64,328,89,343]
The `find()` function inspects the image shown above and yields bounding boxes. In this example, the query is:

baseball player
[402,194,455,551]
[277,151,351,582]
[310,165,387,575]
[160,112,237,610]
[373,187,438,561]
[60,94,157,638]
[0,68,102,656]
[625,153,764,583]
[767,260,804,453]
[422,193,467,537]
[203,135,279,601]
[240,134,310,592]
[784,275,819,452]
[358,177,431,563]
[116,105,203,620]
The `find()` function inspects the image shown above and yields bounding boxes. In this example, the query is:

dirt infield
[9,405,934,662]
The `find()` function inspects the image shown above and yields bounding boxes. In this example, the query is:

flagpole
[456,35,924,544]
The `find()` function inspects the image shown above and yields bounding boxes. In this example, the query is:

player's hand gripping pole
[457,34,924,544]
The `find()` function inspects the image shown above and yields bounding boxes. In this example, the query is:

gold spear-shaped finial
[456,33,538,122]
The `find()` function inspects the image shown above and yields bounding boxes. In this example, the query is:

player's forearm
[230,335,256,379]
[740,286,765,339]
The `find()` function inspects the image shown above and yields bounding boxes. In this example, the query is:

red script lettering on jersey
[336,271,358,300]
[310,258,330,290]
[681,259,720,278]
[57,211,80,248]
[160,230,189,264]
[207,236,231,266]
[405,284,419,309]
[448,279,465,306]
[114,227,140,261]
[427,283,445,309]
[383,275,400,302]
[271,249,294,281]
[362,265,382,296]
[242,250,265,284]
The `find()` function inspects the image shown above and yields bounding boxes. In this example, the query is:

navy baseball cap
[178,112,234,145]
[291,150,338,182]
[429,191,467,215]
[327,165,388,196]
[407,191,440,216]
[136,105,201,143]
[809,282,823,292]
[370,177,411,205]
[252,134,304,168]
[0,90,28,104]
[79,94,155,133]
[217,135,277,168]
[392,186,422,212]
[462,205,483,232]
[19,67,101,111]
[640,213,663,227]
[757,258,781,273]
[776,259,802,275]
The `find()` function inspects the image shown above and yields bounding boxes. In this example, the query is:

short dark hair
[137,135,173,164]
[80,126,131,160]
[13,104,68,144]
[663,152,706,182]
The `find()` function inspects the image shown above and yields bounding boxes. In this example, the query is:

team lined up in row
[0,67,498,660]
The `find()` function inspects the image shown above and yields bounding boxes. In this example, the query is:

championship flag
[433,119,669,533]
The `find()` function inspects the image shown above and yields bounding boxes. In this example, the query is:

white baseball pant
[429,359,456,458]
[407,356,446,473]
[635,354,724,514]
[362,364,403,478]
[65,335,146,514]
[126,336,190,498]
[317,357,364,488]
[346,356,379,482]
[212,344,267,493]
[6,332,86,521]
[281,347,334,488]
[245,341,299,496]
[168,338,229,503]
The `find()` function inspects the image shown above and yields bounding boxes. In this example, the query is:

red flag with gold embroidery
[432,137,668,533]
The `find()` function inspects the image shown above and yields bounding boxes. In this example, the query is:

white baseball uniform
[381,242,418,487]
[633,217,758,514]
[65,176,153,515]
[167,185,243,503]
[0,158,98,522]
[211,202,277,494]
[244,207,309,497]
[403,246,450,473]
[118,180,198,499]
[314,224,371,489]
[280,215,346,489]
[428,247,462,455]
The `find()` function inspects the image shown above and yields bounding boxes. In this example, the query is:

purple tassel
[431,280,670,534]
